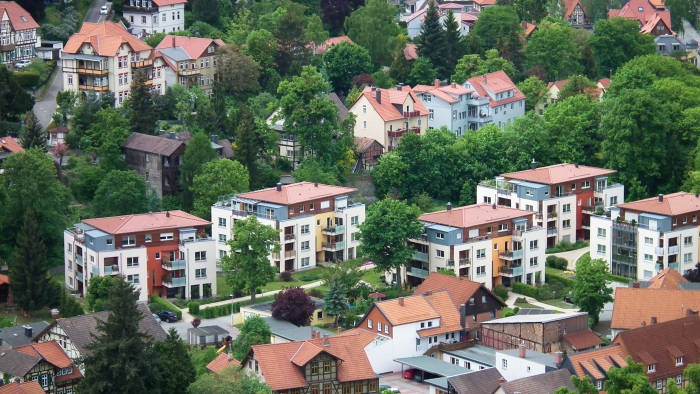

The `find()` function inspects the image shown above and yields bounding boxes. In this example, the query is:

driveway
[548,248,588,271]
[33,64,63,131]
[380,372,430,394]
[159,315,241,341]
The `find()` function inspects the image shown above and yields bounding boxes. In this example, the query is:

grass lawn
[513,301,542,309]
[539,299,578,309]
[360,269,384,287]
[216,267,326,296]
[421,199,450,213]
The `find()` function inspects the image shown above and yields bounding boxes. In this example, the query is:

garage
[394,356,471,383]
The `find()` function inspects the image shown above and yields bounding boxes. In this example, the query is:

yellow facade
[233,305,333,326]
[491,234,513,287]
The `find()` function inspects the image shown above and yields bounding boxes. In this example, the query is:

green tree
[193,0,220,26]
[544,94,602,166]
[186,364,271,394]
[572,28,597,79]
[0,66,34,121]
[78,277,161,394]
[324,275,348,325]
[589,18,655,78]
[84,107,130,172]
[274,12,311,77]
[246,30,277,70]
[154,328,196,394]
[92,170,149,217]
[518,76,548,111]
[305,14,329,51]
[221,216,280,303]
[190,346,219,378]
[452,54,482,84]
[514,0,547,22]
[685,362,700,393]
[144,32,166,47]
[69,158,107,202]
[582,0,620,23]
[605,358,658,394]
[417,1,448,79]
[19,111,45,151]
[389,51,413,84]
[128,69,156,135]
[358,198,424,290]
[216,45,261,97]
[148,188,162,212]
[58,289,85,318]
[372,70,395,89]
[345,0,401,67]
[558,75,597,101]
[504,23,525,72]
[443,10,464,78]
[323,41,374,94]
[571,254,613,327]
[293,158,341,185]
[233,105,270,189]
[320,262,364,293]
[477,49,518,82]
[9,209,50,314]
[472,6,520,51]
[85,276,120,312]
[192,160,250,220]
[463,32,484,57]
[525,20,581,82]
[409,57,438,85]
[231,315,271,361]
[553,375,599,394]
[179,132,218,211]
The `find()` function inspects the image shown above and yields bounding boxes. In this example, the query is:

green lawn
[539,299,578,309]
[513,301,542,309]
[360,268,384,287]
[216,267,325,296]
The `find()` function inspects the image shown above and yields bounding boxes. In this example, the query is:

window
[421,322,425,328]
[127,257,139,267]
[477,266,486,276]
[428,321,433,327]
[494,244,498,250]
[644,254,653,262]
[195,251,207,261]
[67,74,73,85]
[219,250,228,258]
[196,268,207,278]
[676,357,683,366]
[477,249,486,259]
[429,109,434,120]
[525,188,533,196]
[685,236,693,246]
[582,181,590,189]
[684,253,693,263]
[351,232,359,241]
[597,381,602,390]
[159,233,174,242]
[369,381,377,393]
[68,260,72,271]
[299,205,305,213]
[648,364,656,373]
[610,196,618,205]
[321,361,331,373]
[311,363,319,374]
[144,234,152,243]
[219,234,227,244]
[363,121,367,129]
[310,203,315,211]
[385,325,389,334]
[529,257,538,267]
[436,232,445,239]
[355,382,363,393]
[362,105,366,114]
[351,216,359,226]
[436,250,445,258]
[218,217,227,227]
[563,204,571,213]
[368,319,373,328]
[378,322,382,332]
[155,252,161,260]
[673,218,678,225]
[301,241,310,251]
[487,226,493,234]
[657,380,663,390]
[502,359,508,369]
[343,383,351,394]
[141,15,147,24]
[122,236,136,246]
[684,216,689,224]
[644,237,653,245]
[563,219,571,229]
[597,244,606,255]
[530,240,538,250]
[127,274,140,284]
[677,375,683,385]
[597,228,607,238]
[301,225,310,235]
[67,243,72,253]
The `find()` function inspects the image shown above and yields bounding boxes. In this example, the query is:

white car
[100,5,108,14]
[14,60,31,68]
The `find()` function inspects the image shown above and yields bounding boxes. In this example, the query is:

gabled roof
[413,83,472,104]
[501,163,616,185]
[82,210,210,235]
[416,291,463,336]
[617,191,700,216]
[610,287,700,330]
[206,352,240,373]
[152,0,187,6]
[501,369,576,394]
[613,315,700,381]
[64,22,151,57]
[640,11,672,34]
[236,182,356,206]
[355,137,383,153]
[564,0,586,18]
[419,203,534,230]
[354,85,429,122]
[0,136,24,154]
[597,78,611,88]
[121,132,185,156]
[0,2,39,30]
[0,274,8,285]
[314,35,354,55]
[609,0,672,33]
[327,92,350,122]
[0,381,46,394]
[14,341,73,369]
[465,71,525,108]
[547,79,569,92]
[155,35,223,59]
[406,8,427,23]
[0,322,49,349]
[564,345,628,380]
[447,368,503,394]
[0,348,40,376]
[521,21,537,36]
[404,44,419,60]
[373,294,441,326]
[414,272,506,309]
[562,329,604,350]
[646,268,688,289]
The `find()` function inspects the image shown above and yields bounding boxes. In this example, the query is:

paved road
[548,248,589,271]
[33,64,63,131]
[84,0,110,24]
[504,292,576,312]
[680,20,700,44]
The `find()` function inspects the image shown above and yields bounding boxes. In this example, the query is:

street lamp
[230,294,234,326]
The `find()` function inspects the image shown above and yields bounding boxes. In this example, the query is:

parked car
[379,386,400,393]
[14,60,31,68]
[157,310,178,322]
[100,5,108,14]
[403,369,417,379]
[152,313,160,323]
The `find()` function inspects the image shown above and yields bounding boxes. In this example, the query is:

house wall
[361,306,393,338]
[351,95,389,148]
[496,351,549,381]
[181,238,217,299]
[364,336,396,374]
[124,3,185,34]
[481,314,589,354]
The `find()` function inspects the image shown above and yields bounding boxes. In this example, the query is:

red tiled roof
[54,366,82,382]
[640,11,673,34]
[374,294,441,325]
[413,83,472,104]
[236,182,356,206]
[406,8,427,23]
[646,268,688,290]
[356,85,429,122]
[562,329,604,350]
[417,291,463,337]
[315,36,354,55]
[564,0,586,18]
[610,287,700,330]
[290,342,328,366]
[0,381,45,394]
[0,2,39,30]
[82,210,211,235]
[521,21,537,36]
[64,22,151,57]
[547,79,569,91]
[47,127,69,134]
[473,0,494,5]
[565,345,627,379]
[206,352,240,373]
[502,163,616,185]
[439,3,464,9]
[419,203,534,230]
[355,137,382,153]
[597,78,611,88]
[609,0,672,32]
[14,341,73,369]
[466,70,526,107]
[414,272,506,309]
[156,35,223,59]
[152,0,186,6]
[617,191,700,216]
[0,136,24,154]
[0,274,8,285]
[404,44,419,60]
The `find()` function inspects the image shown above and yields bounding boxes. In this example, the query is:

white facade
[496,348,555,381]
[123,0,185,35]
[0,8,39,67]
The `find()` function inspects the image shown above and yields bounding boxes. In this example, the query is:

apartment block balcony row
[322,225,345,235]
[409,267,429,278]
[387,127,421,138]
[79,85,109,92]
[499,265,523,277]
[179,68,200,76]
[131,59,154,68]
[322,241,345,251]
[162,259,186,270]
[499,249,523,261]
[163,276,186,287]
[272,250,297,259]
[77,67,108,76]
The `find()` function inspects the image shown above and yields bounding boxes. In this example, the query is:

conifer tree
[464,32,483,57]
[9,209,50,314]
[323,275,348,326]
[417,0,448,79]
[78,276,161,394]
[505,23,525,72]
[19,111,45,151]
[128,69,156,135]
[179,132,217,211]
[154,328,196,394]
[389,51,413,83]
[443,10,463,79]
[234,105,260,185]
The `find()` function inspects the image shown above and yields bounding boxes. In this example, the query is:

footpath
[503,292,576,313]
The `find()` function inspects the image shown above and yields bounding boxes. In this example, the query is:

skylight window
[20,16,26,21]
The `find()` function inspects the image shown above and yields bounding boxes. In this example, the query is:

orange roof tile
[236,182,356,206]
[562,329,604,350]
[152,0,186,6]
[501,163,616,185]
[0,2,38,30]
[564,0,586,18]
[466,71,526,108]
[406,9,427,23]
[404,44,419,60]
[617,191,700,216]
[14,341,73,368]
[609,0,672,32]
[357,85,430,122]
[0,274,9,285]
[581,360,605,380]
[414,272,506,309]
[640,11,673,34]
[439,3,464,9]
[290,342,328,366]
[0,136,24,154]
[473,0,494,5]
[413,83,472,104]
[547,79,569,91]
[648,0,664,9]
[0,381,45,394]
[646,268,688,289]
[355,137,382,153]
[82,210,211,235]
[565,345,627,379]
[335,328,383,347]
[156,35,223,59]
[522,21,537,36]
[417,291,463,337]
[597,78,611,88]
[206,352,240,373]
[374,294,440,325]
[64,22,151,57]
[611,288,700,330]
[419,203,534,230]
[314,35,354,55]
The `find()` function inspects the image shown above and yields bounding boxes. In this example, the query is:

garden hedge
[512,282,539,299]
[148,295,182,320]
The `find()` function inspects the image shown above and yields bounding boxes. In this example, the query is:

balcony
[547,212,558,220]
[409,267,429,278]
[283,234,295,243]
[582,204,605,215]
[499,265,523,277]
[179,68,201,76]
[162,164,179,173]
[668,245,680,254]
[535,213,543,223]
[581,221,591,230]
[547,228,558,236]
[76,272,83,282]
[131,59,153,68]
[75,255,83,266]
[447,259,455,267]
[322,241,345,251]
[669,262,679,271]
[499,250,523,260]
[122,4,158,12]
[412,251,429,262]
[655,247,664,255]
[595,183,623,194]
[78,85,109,92]
[284,250,296,258]
[322,225,345,235]
[77,67,108,76]
[179,237,214,247]
[403,110,421,117]
[387,127,420,138]
[459,257,471,266]
[91,265,99,275]
[163,276,186,287]
[512,230,524,242]
[105,265,119,275]
[0,43,16,51]
[162,259,186,270]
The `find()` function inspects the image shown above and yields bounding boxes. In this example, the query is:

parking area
[161,316,240,341]
[379,372,430,394]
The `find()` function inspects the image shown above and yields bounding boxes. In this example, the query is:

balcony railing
[322,241,345,250]
[581,221,591,229]
[0,43,16,51]
[322,225,345,234]
[283,234,295,242]
[387,127,420,138]
[447,259,455,267]
[403,110,421,117]
[547,228,558,236]
[512,230,524,241]
[499,250,523,260]
[499,265,523,277]
[75,255,83,266]
[179,237,214,246]
[284,250,296,258]
[179,68,201,76]
[668,245,680,254]
[459,257,471,266]
[409,267,429,278]
[412,251,429,262]
[547,212,558,219]
[231,210,274,220]
[105,265,119,275]
[79,85,109,92]
[76,272,83,282]
[77,68,108,76]
[595,183,623,193]
[669,262,679,271]
[131,59,153,68]
[162,259,186,270]
[163,276,186,287]
[91,265,99,275]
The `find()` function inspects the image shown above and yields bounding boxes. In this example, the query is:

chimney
[398,83,404,91]
[531,158,537,170]
[398,297,404,306]
[314,182,318,187]
[687,308,696,317]
[276,183,282,192]
[459,304,466,330]
[521,21,527,28]
[376,89,382,104]
[337,327,343,334]
[211,135,218,144]
[14,378,20,386]
[555,351,563,365]
[498,377,506,386]
[696,193,699,198]
[483,75,487,83]
[169,131,176,140]
[451,82,456,88]
[23,326,32,338]
[446,202,452,211]
[492,203,496,210]
[641,320,646,327]
[158,129,165,135]
[518,342,526,358]
[172,36,175,47]
[651,316,657,325]
[574,163,579,168]
[632,282,640,288]
[659,194,664,202]
[371,86,376,91]
[166,211,170,217]
[322,335,330,347]
[434,79,440,88]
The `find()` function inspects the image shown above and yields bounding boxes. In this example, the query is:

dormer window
[676,357,683,366]
[638,6,643,11]
[648,364,656,373]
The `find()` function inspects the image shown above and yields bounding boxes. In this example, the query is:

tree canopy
[271,286,317,326]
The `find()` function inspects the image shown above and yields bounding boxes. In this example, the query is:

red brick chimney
[498,377,506,386]
[555,351,563,365]
[337,327,343,334]
[519,342,526,358]
[434,79,440,88]
[398,297,404,307]
[651,316,657,325]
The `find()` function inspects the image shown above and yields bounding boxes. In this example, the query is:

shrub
[279,271,293,282]
[14,72,41,88]
[189,301,200,315]
[512,282,539,299]
[299,273,320,282]
[307,290,324,299]
[493,284,509,300]
[546,240,589,254]
[513,306,520,314]
[546,256,568,270]
[546,274,574,288]
[191,317,201,328]
[148,295,182,320]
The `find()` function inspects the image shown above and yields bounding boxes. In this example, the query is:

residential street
[84,0,110,24]
[33,64,63,131]
[680,20,700,47]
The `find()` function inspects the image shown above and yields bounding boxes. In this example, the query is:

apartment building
[413,80,477,137]
[0,1,39,67]
[211,182,364,272]
[590,192,700,280]
[463,71,526,129]
[122,132,186,197]
[405,203,546,290]
[477,162,624,248]
[63,211,217,301]
[154,35,224,94]
[406,4,478,39]
[62,22,166,105]
[609,0,672,35]
[348,85,429,152]
[122,0,186,35]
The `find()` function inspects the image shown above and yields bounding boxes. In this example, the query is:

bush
[14,72,41,88]
[307,290,324,299]
[546,240,589,254]
[279,271,293,282]
[299,273,319,282]
[189,301,200,315]
[493,284,509,300]
[546,274,574,288]
[512,282,539,299]
[546,256,568,270]
[148,295,182,320]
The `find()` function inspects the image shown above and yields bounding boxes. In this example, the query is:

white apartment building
[496,346,557,381]
[63,211,217,301]
[62,21,167,106]
[477,162,624,249]
[405,203,546,289]
[590,192,700,280]
[463,71,526,129]
[211,182,364,272]
[123,0,186,35]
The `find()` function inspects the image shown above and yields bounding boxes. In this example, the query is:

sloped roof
[0,322,49,349]
[522,21,537,36]
[374,294,441,325]
[0,381,46,394]
[547,79,569,91]
[236,182,356,206]
[152,0,187,6]
[355,85,429,122]
[564,0,586,18]
[404,44,419,60]
[465,71,526,108]
[609,0,672,32]
[640,11,673,34]
[562,329,604,350]
[0,348,40,376]
[122,132,185,156]
[501,369,575,394]
[14,341,73,369]
[413,83,472,104]
[82,210,210,235]
[414,272,506,309]
[501,163,615,185]
[314,35,354,55]
[416,291,463,337]
[0,136,23,154]
[206,352,240,373]
[406,8,427,23]
[355,137,382,153]
[327,92,350,122]
[447,368,503,394]
[617,191,700,216]
[0,274,9,285]
[156,35,222,59]
[0,1,39,30]
[610,287,700,330]
[64,22,151,57]
[646,268,688,289]
[419,203,534,230]
[597,78,611,88]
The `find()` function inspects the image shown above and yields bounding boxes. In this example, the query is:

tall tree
[389,51,413,84]
[544,94,602,166]
[321,0,364,35]
[408,57,438,85]
[684,263,700,282]
[477,49,518,82]
[443,10,463,78]
[582,0,620,23]
[274,12,311,77]
[571,29,597,79]
[358,198,424,290]
[452,54,482,84]
[517,75,547,112]
[471,6,520,51]
[463,32,484,57]
[154,328,196,394]
[84,107,130,172]
[271,287,317,326]
[323,275,348,326]
[15,0,45,26]
[417,1,448,79]
[233,105,266,187]
[78,276,161,394]
[9,209,50,314]
[221,216,280,303]
[558,75,597,101]
[85,276,120,312]
[605,358,658,394]
[19,111,45,151]
[323,41,374,94]
[231,315,271,361]
[186,363,271,394]
[179,132,218,211]
[92,170,149,217]
[193,0,220,26]
[305,14,330,52]
[504,23,525,72]
[571,254,613,327]
[0,67,34,121]
[128,69,156,135]
[216,45,261,97]
[345,0,401,67]
[525,20,582,82]
[192,160,250,220]
[588,18,655,78]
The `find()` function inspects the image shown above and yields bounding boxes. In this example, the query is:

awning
[62,53,104,61]
[394,356,471,377]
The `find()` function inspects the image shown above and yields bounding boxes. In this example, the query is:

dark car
[157,311,178,322]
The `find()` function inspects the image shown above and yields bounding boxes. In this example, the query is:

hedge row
[546,274,574,289]
[546,256,568,270]
[148,295,182,320]
[512,282,539,299]
[14,72,41,88]
[200,304,235,319]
